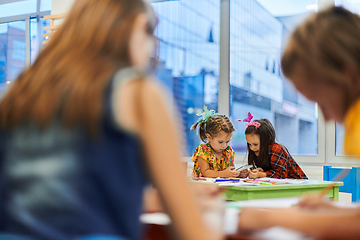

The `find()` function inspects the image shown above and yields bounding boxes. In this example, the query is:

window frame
[325,122,360,166]
[0,0,50,68]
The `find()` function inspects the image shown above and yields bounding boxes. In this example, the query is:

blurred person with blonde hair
[0,0,224,240]
[238,6,360,240]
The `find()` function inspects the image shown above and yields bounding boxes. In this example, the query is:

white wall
[51,0,75,14]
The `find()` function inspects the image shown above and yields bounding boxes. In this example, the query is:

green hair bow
[196,105,218,123]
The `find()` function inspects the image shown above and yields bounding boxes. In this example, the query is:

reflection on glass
[229,0,318,155]
[335,123,345,156]
[41,0,52,11]
[30,18,50,64]
[151,0,220,155]
[0,21,26,92]
[0,0,37,18]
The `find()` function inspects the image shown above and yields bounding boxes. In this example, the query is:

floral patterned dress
[191,143,235,177]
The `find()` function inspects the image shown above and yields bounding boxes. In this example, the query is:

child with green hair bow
[190,106,244,178]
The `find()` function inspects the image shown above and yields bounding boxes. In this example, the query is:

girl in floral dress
[190,106,241,178]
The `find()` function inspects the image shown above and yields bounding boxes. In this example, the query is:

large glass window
[0,21,26,92]
[336,123,345,156]
[0,0,50,94]
[229,0,318,155]
[151,0,220,155]
[334,0,360,157]
[30,17,50,64]
[0,0,37,18]
[41,0,52,11]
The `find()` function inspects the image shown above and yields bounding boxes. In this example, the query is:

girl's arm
[239,207,360,240]
[232,162,249,178]
[198,157,239,178]
[116,78,222,240]
[263,145,289,179]
[248,169,266,178]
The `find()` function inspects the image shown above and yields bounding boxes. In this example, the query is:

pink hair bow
[237,112,261,129]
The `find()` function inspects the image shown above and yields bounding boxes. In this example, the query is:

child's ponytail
[190,121,208,142]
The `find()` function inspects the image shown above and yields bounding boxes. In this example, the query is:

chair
[323,166,360,202]
[43,13,66,45]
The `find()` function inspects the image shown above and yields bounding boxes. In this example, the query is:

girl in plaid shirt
[243,118,307,179]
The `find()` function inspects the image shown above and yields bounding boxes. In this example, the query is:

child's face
[289,65,350,123]
[206,131,232,154]
[246,133,260,156]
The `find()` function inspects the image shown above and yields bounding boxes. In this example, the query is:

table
[222,180,343,201]
[144,223,263,240]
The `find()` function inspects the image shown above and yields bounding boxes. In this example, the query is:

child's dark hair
[245,119,275,170]
[191,115,235,143]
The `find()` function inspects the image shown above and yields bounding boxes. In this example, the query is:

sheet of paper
[140,213,171,225]
[258,177,306,184]
[254,227,313,240]
[227,197,300,208]
[218,181,260,187]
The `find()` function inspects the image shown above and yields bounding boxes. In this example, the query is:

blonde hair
[0,0,157,135]
[281,6,360,90]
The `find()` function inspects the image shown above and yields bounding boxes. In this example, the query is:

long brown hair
[0,0,157,135]
[281,6,360,91]
[245,119,275,170]
[191,115,235,143]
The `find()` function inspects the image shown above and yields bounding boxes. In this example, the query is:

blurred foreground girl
[0,1,222,240]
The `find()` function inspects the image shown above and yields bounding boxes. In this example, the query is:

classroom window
[0,21,26,91]
[0,0,37,18]
[41,0,52,11]
[151,0,220,155]
[0,0,50,94]
[335,123,345,156]
[229,0,318,156]
[30,17,50,64]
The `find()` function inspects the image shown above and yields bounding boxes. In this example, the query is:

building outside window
[229,0,318,156]
[151,0,320,157]
[0,0,50,93]
[151,0,220,155]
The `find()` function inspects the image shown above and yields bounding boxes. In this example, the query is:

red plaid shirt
[254,143,307,179]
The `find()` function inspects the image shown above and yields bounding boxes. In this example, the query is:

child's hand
[296,194,338,210]
[257,167,264,172]
[238,170,249,178]
[238,208,275,231]
[249,169,261,178]
[223,166,240,178]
